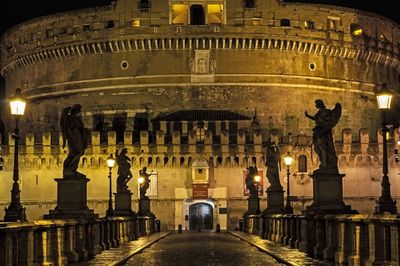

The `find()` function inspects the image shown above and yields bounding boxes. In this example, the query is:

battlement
[0,127,398,170]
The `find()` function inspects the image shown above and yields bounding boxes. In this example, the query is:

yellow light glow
[172,4,188,25]
[352,28,363,36]
[376,84,392,109]
[131,19,140,27]
[107,154,116,168]
[254,175,261,183]
[284,153,293,166]
[208,4,223,25]
[138,176,144,184]
[386,132,390,140]
[10,89,26,116]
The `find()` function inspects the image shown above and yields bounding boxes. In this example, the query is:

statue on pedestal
[265,141,283,190]
[60,104,88,178]
[245,166,258,198]
[305,99,341,174]
[116,148,133,193]
[139,167,151,199]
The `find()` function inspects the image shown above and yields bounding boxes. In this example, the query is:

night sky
[0,0,398,35]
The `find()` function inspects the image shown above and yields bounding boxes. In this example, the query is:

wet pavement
[124,231,282,266]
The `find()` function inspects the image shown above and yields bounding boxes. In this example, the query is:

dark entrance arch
[189,203,213,230]
[190,5,205,25]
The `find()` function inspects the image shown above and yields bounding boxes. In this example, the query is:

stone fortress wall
[0,0,399,137]
[1,0,400,229]
[1,126,400,229]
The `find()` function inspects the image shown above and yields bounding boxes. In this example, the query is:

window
[105,20,115,29]
[304,21,314,30]
[131,19,141,27]
[82,24,91,32]
[172,4,188,25]
[327,18,340,32]
[194,121,206,143]
[350,24,363,36]
[298,155,307,173]
[190,5,205,25]
[244,0,256,8]
[280,19,291,27]
[138,0,151,10]
[207,4,223,25]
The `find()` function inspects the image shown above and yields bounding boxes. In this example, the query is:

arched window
[190,5,205,25]
[298,155,307,173]
[194,121,206,143]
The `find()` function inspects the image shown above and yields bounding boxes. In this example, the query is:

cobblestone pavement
[71,232,170,266]
[124,231,283,266]
[230,232,332,266]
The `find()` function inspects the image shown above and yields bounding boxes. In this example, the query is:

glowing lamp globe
[10,88,26,116]
[376,84,393,110]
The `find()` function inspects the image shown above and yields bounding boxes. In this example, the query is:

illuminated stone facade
[0,0,400,230]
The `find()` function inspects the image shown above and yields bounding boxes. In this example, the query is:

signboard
[192,184,208,199]
[243,169,264,196]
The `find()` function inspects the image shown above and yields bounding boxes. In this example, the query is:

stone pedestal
[114,191,136,217]
[262,188,284,215]
[305,173,354,215]
[45,178,98,219]
[138,198,155,217]
[138,197,156,236]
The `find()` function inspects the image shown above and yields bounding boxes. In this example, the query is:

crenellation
[342,128,352,154]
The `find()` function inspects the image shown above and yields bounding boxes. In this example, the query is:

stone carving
[305,99,342,174]
[265,141,283,190]
[245,165,258,197]
[139,167,151,199]
[116,148,133,193]
[60,104,89,178]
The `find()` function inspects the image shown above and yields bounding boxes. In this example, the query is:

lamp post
[254,173,261,197]
[138,175,144,199]
[4,88,27,222]
[375,83,397,214]
[106,154,116,217]
[284,152,294,214]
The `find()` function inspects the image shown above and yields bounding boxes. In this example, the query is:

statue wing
[330,103,342,128]
[60,107,71,148]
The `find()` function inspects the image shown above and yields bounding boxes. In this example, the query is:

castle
[0,0,399,230]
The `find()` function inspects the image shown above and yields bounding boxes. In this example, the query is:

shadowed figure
[245,166,258,198]
[305,99,341,174]
[60,104,88,178]
[265,141,283,190]
[116,148,133,192]
[139,167,151,199]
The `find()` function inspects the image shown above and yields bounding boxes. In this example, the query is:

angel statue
[116,148,133,193]
[245,165,259,198]
[265,140,283,190]
[139,167,152,199]
[305,99,342,174]
[60,104,89,178]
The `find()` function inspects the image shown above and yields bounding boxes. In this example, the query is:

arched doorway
[189,203,213,230]
[190,5,205,25]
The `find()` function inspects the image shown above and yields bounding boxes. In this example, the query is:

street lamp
[254,174,261,196]
[138,175,144,199]
[106,154,116,217]
[4,88,27,222]
[284,152,294,214]
[375,83,397,214]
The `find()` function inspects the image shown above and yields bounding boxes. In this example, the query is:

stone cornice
[1,35,399,76]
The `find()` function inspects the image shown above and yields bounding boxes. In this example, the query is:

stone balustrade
[0,216,152,265]
[244,214,400,265]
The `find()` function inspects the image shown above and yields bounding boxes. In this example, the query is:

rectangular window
[350,23,363,36]
[304,21,315,30]
[172,4,188,25]
[280,19,291,27]
[131,19,141,27]
[207,4,223,25]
